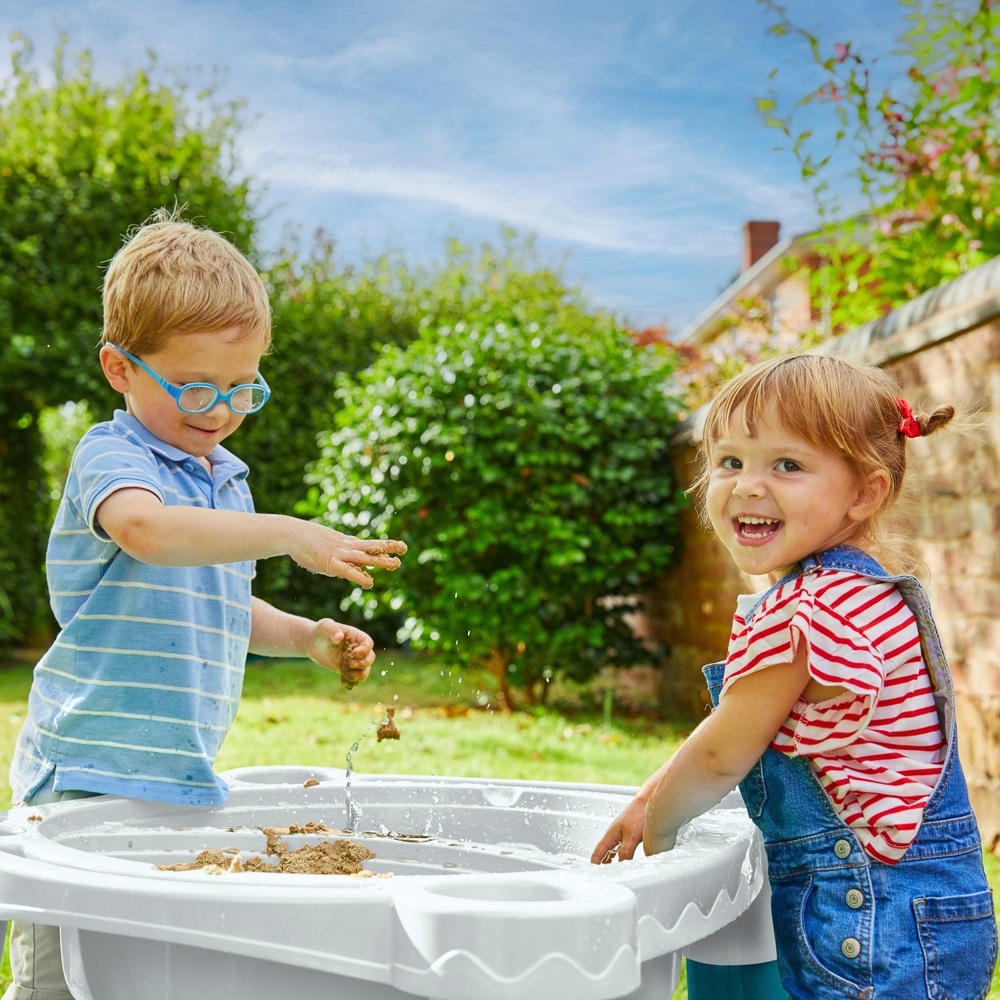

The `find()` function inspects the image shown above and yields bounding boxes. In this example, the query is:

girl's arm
[592,645,809,863]
[96,487,405,589]
[643,649,809,854]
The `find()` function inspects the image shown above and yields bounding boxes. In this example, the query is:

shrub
[306,268,687,706]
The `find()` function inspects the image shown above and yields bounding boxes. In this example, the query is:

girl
[592,354,997,999]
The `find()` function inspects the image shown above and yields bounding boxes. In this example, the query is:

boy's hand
[288,523,407,590]
[305,619,376,688]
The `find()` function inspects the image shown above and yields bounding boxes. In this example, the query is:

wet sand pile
[157,821,388,877]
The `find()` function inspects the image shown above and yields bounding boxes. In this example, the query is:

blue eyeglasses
[108,344,271,414]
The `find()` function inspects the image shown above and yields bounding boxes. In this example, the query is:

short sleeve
[785,593,885,753]
[723,573,888,753]
[70,426,165,538]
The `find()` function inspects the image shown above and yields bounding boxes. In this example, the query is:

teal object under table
[682,878,787,999]
[686,958,787,999]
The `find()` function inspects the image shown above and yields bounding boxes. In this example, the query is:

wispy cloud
[255,31,424,82]
[3,0,906,327]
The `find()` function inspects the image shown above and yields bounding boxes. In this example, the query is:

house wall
[770,274,813,339]
[646,258,1000,851]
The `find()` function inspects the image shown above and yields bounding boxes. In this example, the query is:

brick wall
[641,441,747,719]
[887,321,1000,850]
[647,258,1000,850]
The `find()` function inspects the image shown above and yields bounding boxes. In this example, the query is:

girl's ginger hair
[690,353,954,569]
[101,208,271,355]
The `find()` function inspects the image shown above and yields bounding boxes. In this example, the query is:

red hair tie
[895,398,921,438]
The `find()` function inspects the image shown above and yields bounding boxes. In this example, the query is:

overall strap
[744,544,895,624]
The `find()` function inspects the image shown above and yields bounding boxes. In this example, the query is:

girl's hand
[590,795,647,864]
[305,619,376,687]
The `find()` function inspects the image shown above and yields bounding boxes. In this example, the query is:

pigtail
[917,404,955,437]
[896,399,955,439]
[883,399,960,578]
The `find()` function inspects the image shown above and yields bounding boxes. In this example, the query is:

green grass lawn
[0,650,997,998]
[214,653,688,784]
[0,651,690,807]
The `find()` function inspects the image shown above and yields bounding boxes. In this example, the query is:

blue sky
[3,1,908,333]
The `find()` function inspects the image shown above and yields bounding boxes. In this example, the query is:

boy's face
[101,326,265,459]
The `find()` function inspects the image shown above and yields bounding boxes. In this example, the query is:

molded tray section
[21,768,645,881]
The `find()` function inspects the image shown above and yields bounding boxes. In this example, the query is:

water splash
[344,709,394,831]
[345,739,362,832]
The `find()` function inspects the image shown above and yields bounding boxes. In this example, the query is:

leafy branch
[757,0,1000,333]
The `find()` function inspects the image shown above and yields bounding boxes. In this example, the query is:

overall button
[841,937,862,959]
[845,888,864,909]
[833,838,852,858]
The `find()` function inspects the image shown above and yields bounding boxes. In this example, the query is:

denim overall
[704,545,997,999]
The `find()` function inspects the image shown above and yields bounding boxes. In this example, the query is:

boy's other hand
[305,619,376,687]
[289,523,407,589]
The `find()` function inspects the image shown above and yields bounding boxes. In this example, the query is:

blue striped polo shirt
[10,410,255,806]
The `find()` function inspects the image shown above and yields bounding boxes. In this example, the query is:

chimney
[742,220,780,272]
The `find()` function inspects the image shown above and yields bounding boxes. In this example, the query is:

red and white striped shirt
[721,569,945,864]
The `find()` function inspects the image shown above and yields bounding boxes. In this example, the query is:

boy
[5,213,406,999]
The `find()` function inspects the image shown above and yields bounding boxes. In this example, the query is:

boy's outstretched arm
[249,598,375,688]
[591,648,809,863]
[96,487,405,589]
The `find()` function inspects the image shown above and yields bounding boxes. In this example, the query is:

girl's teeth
[739,517,779,537]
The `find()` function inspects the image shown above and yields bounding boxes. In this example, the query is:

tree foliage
[757,0,1000,332]
[0,37,256,642]
[242,236,421,626]
[305,244,687,706]
[0,37,689,684]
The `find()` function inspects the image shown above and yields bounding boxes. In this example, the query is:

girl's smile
[735,516,781,541]
[706,403,880,583]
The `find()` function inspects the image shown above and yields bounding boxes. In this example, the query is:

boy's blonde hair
[691,353,954,559]
[102,211,271,354]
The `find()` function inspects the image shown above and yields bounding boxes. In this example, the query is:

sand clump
[376,707,400,742]
[157,821,388,877]
[339,640,363,689]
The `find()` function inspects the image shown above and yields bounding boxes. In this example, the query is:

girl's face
[706,402,877,584]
